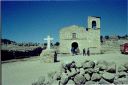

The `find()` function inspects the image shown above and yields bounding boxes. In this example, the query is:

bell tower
[88,16,100,29]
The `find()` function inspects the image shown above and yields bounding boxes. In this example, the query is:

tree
[125,34,128,38]
[105,35,109,40]
[44,43,47,46]
[1,39,16,44]
[117,35,121,39]
[54,42,60,46]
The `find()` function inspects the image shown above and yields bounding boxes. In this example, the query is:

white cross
[44,35,53,49]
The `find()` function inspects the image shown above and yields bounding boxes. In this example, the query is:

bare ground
[2,52,128,85]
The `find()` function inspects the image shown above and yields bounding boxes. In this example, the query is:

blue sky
[2,0,127,43]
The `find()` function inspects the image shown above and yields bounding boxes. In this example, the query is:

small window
[92,21,96,29]
[72,33,76,39]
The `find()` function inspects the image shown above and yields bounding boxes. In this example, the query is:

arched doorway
[72,42,78,49]
[92,21,96,29]
[71,42,79,54]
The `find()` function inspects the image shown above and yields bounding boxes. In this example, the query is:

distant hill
[1,39,16,44]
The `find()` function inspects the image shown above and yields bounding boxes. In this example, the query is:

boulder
[120,78,128,84]
[61,72,68,79]
[114,79,123,84]
[76,62,82,69]
[70,68,77,73]
[82,61,95,69]
[86,81,97,85]
[123,62,128,71]
[117,72,127,78]
[84,73,91,81]
[60,77,69,85]
[93,67,100,73]
[68,71,80,80]
[114,78,128,84]
[79,68,85,75]
[114,74,119,80]
[67,80,75,85]
[98,64,108,71]
[84,68,95,74]
[91,73,101,81]
[99,71,104,75]
[107,62,116,73]
[74,74,86,84]
[99,78,111,84]
[118,65,127,72]
[64,70,76,79]
[60,72,69,85]
[102,72,115,83]
[126,74,128,80]
[96,60,108,71]
[66,70,76,77]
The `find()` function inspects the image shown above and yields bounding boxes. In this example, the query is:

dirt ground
[2,52,128,85]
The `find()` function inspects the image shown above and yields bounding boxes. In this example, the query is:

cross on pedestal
[44,35,53,49]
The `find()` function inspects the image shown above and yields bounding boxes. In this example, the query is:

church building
[59,16,101,54]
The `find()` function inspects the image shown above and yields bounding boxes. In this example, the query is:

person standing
[87,48,90,56]
[54,51,57,62]
[71,47,74,56]
[83,48,86,56]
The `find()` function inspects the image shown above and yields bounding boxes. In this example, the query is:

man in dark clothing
[83,48,86,56]
[54,51,57,62]
[87,48,90,56]
[64,61,77,72]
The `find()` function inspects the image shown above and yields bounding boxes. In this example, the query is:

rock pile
[32,60,128,85]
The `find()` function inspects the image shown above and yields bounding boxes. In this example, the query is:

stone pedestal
[40,49,55,63]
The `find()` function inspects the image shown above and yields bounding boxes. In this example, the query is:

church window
[92,21,96,29]
[72,33,77,39]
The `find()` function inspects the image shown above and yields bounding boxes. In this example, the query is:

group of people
[83,48,90,56]
[71,47,90,56]
[54,48,90,63]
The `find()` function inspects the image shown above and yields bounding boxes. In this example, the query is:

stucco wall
[59,16,101,54]
[59,26,100,54]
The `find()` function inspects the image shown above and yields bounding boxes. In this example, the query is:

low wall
[1,47,43,61]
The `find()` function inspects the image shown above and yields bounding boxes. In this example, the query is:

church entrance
[72,42,78,49]
[71,42,79,54]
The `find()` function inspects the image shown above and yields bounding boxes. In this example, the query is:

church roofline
[60,25,85,32]
[88,16,101,18]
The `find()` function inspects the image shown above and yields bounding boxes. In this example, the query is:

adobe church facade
[59,16,101,54]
